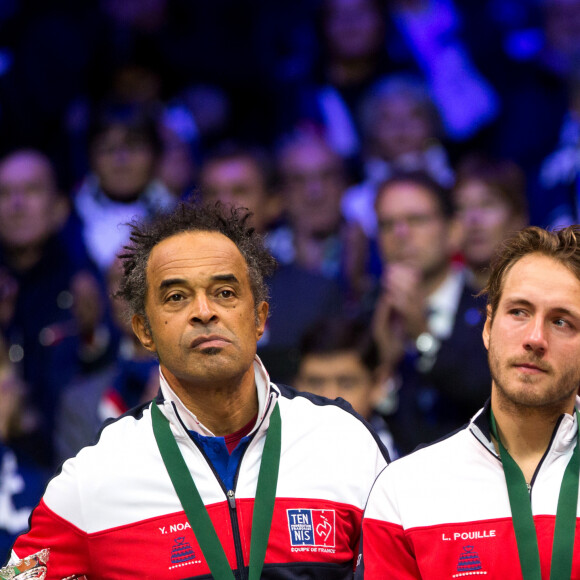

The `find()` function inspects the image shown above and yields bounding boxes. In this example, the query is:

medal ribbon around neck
[490,408,580,579]
[151,400,282,580]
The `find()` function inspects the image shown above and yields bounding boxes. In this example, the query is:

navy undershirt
[189,414,257,491]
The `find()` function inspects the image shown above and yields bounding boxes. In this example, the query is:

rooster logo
[316,515,332,543]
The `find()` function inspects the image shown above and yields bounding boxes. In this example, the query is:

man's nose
[190,293,218,324]
[392,219,411,237]
[5,189,26,208]
[523,317,547,354]
[463,207,483,226]
[304,180,325,202]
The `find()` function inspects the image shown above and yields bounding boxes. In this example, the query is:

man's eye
[167,293,183,302]
[336,377,360,390]
[218,289,235,299]
[554,318,569,328]
[303,377,325,389]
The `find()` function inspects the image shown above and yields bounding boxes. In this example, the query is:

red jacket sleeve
[356,517,422,579]
[11,499,91,579]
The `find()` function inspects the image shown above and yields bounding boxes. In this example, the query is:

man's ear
[482,304,492,351]
[132,314,156,353]
[255,301,269,340]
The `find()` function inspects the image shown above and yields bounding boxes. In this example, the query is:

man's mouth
[466,232,488,245]
[190,335,230,349]
[512,361,549,374]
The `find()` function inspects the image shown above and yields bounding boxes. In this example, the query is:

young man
[357,226,580,578]
[6,202,388,579]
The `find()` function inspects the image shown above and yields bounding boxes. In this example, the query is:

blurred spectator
[272,131,373,304]
[342,73,454,238]
[276,0,393,162]
[454,154,529,289]
[66,62,166,185]
[200,143,282,234]
[0,150,68,273]
[69,104,175,272]
[0,336,48,564]
[372,171,489,454]
[55,258,158,464]
[0,149,110,465]
[198,142,345,383]
[156,126,197,199]
[295,316,398,459]
[314,0,388,158]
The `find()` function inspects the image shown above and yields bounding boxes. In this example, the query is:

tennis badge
[287,509,336,552]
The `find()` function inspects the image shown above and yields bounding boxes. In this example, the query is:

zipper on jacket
[226,488,248,580]
[179,423,249,578]
[227,394,276,580]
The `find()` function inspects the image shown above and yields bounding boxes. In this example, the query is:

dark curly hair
[116,200,278,320]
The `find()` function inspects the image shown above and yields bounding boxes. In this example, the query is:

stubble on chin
[198,346,223,356]
[488,348,579,415]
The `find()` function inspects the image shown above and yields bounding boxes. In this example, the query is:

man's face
[200,157,274,234]
[455,179,524,269]
[92,125,155,199]
[324,0,384,60]
[373,95,433,160]
[0,152,61,250]
[133,231,268,391]
[279,140,345,237]
[295,350,378,419]
[483,254,580,415]
[376,182,453,279]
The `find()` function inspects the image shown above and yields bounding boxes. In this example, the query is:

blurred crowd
[1,0,580,560]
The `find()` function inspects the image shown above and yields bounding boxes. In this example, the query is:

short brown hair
[375,170,455,220]
[484,225,580,316]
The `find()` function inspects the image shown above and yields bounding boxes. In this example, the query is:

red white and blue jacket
[356,398,580,579]
[9,359,388,579]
